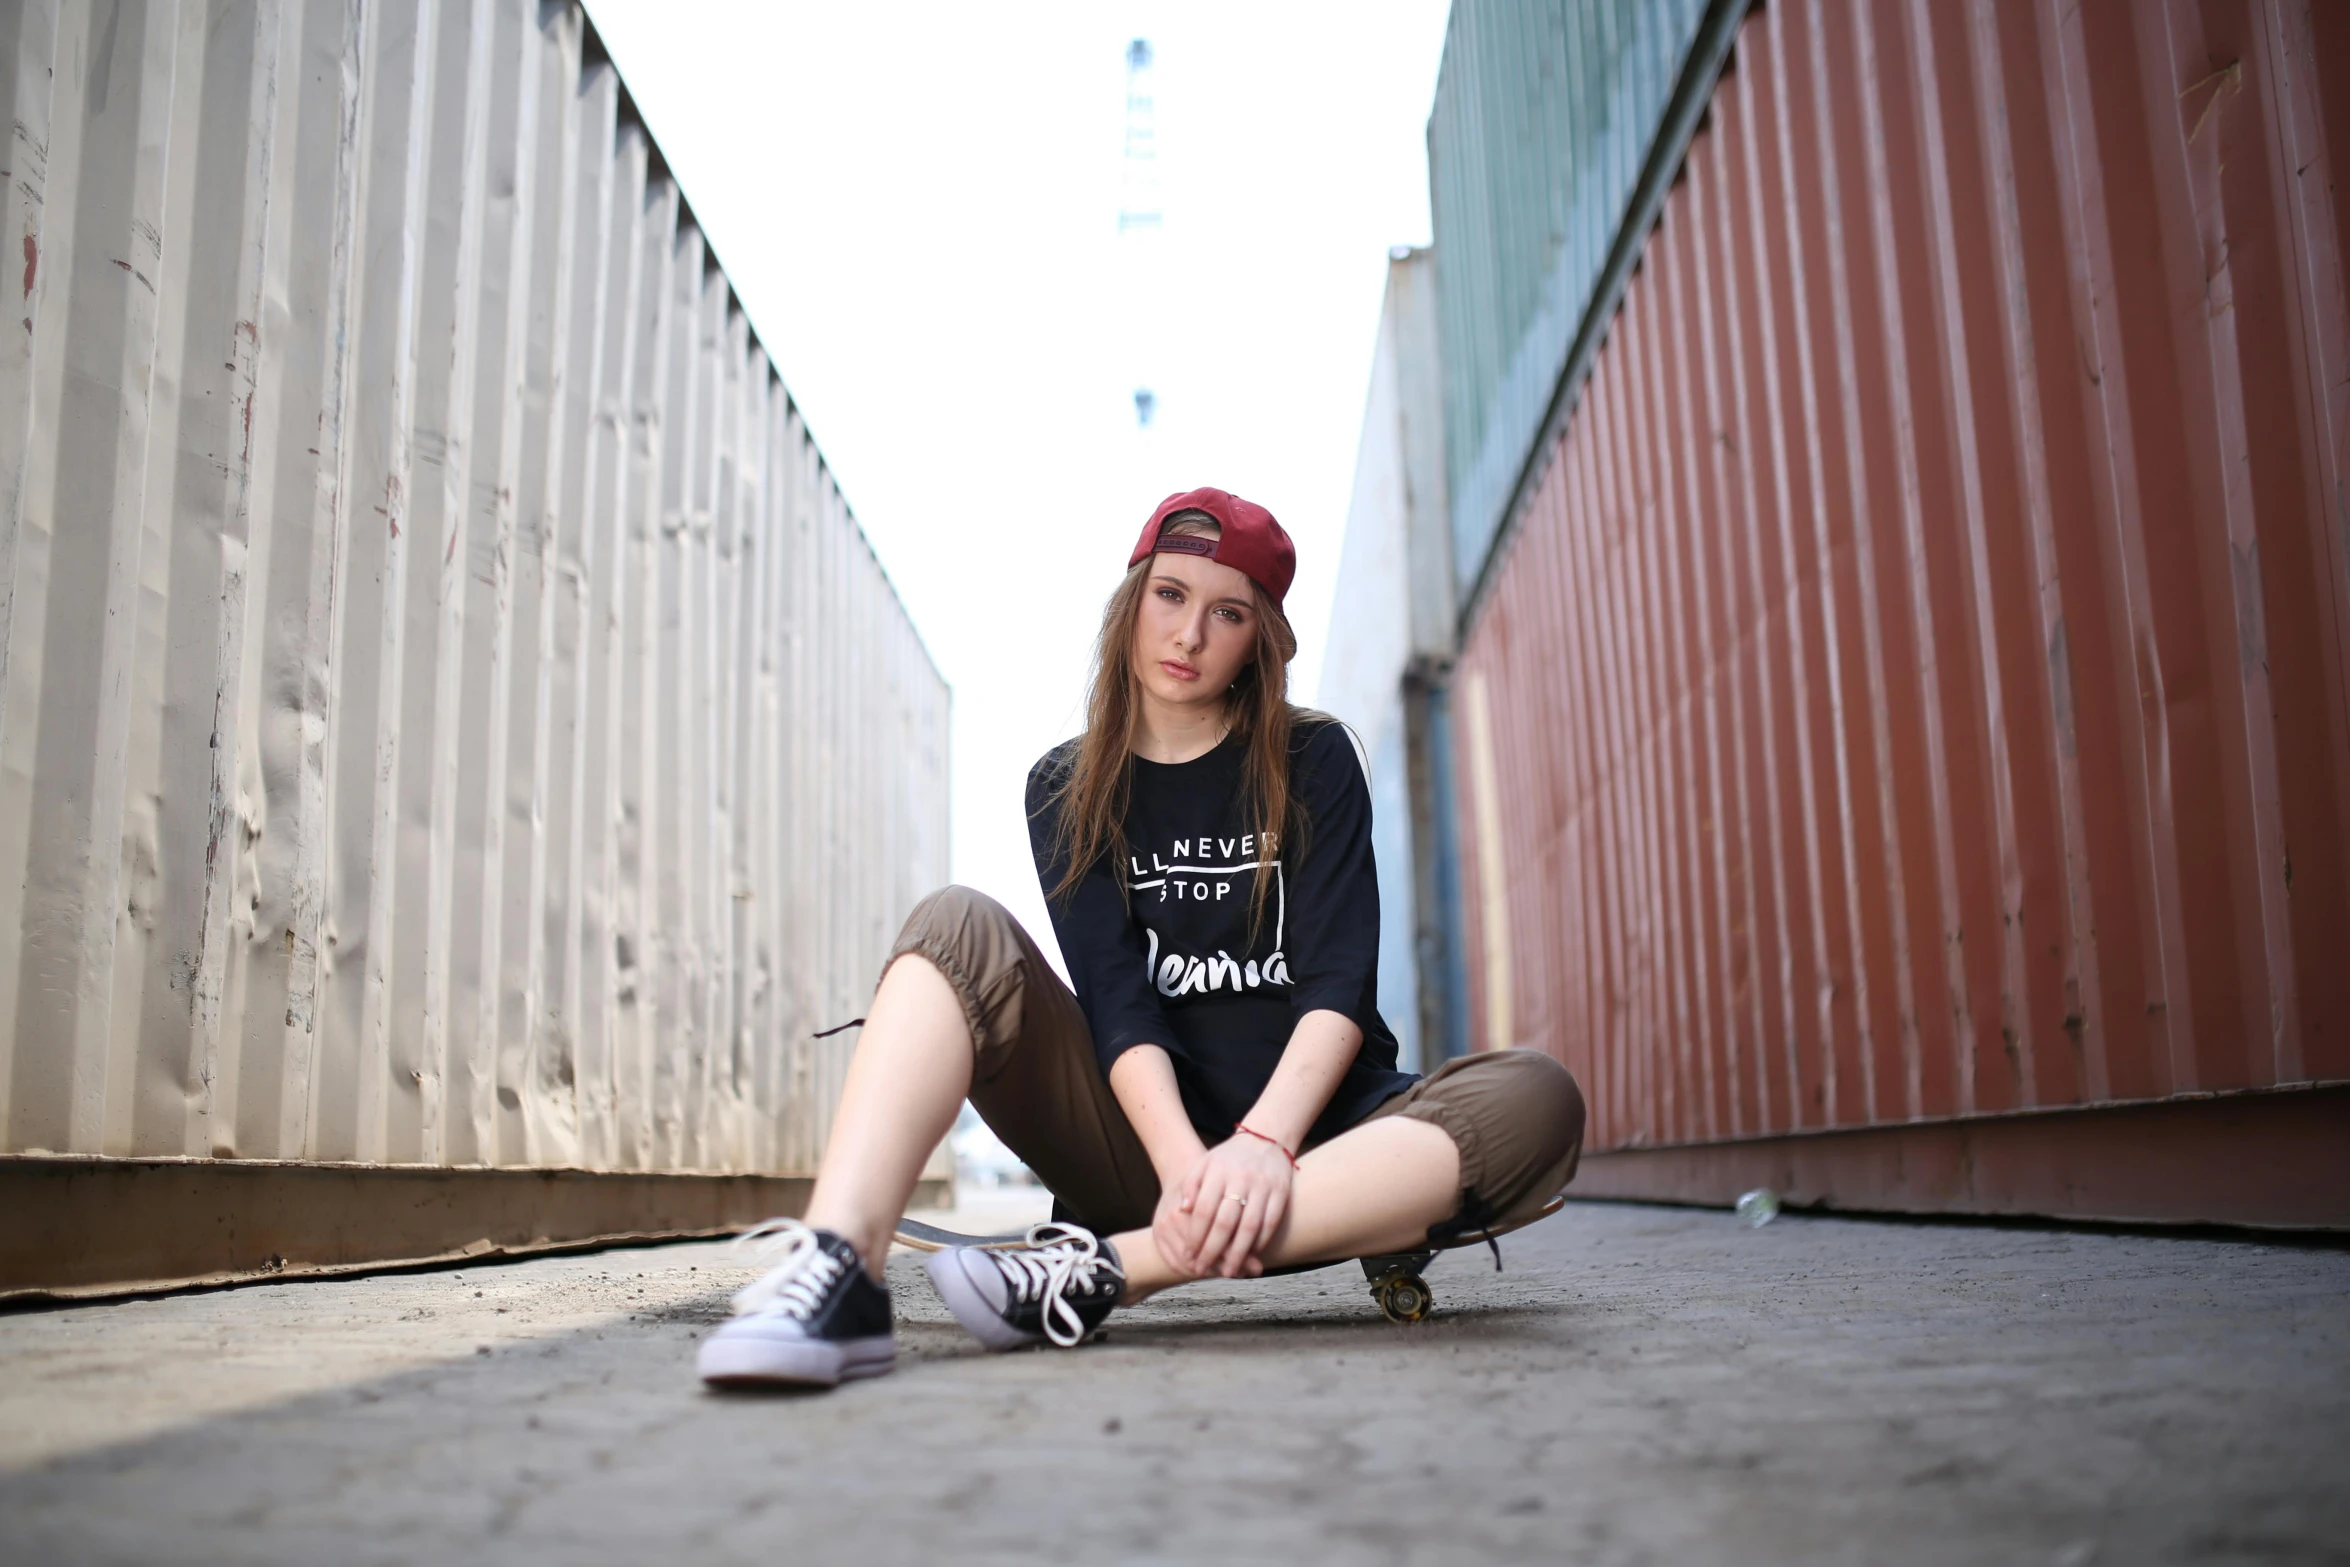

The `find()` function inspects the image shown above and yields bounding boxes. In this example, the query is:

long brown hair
[1042,513,1307,942]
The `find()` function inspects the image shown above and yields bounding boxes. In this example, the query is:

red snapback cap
[1127,487,1297,608]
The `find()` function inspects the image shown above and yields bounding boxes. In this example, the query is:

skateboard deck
[894,1195,1567,1324]
[891,1216,1033,1252]
[893,1194,1567,1324]
[891,1194,1565,1256]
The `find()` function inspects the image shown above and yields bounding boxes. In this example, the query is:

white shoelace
[984,1223,1121,1348]
[726,1218,845,1319]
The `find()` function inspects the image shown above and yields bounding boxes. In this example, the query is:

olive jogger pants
[886,885,1586,1237]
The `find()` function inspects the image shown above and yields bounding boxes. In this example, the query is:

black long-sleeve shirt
[1025,717,1416,1149]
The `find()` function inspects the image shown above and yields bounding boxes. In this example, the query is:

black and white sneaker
[925,1222,1125,1350]
[696,1219,895,1388]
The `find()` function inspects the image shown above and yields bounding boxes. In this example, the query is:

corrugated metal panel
[1426,0,1713,594]
[1450,0,2350,1180]
[0,0,949,1177]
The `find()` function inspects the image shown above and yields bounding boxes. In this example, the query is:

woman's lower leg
[801,954,973,1277]
[1109,1116,1462,1301]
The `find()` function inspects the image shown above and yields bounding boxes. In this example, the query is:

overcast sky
[583,1,1452,966]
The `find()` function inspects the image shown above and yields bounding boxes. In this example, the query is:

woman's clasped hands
[1151,1126,1296,1281]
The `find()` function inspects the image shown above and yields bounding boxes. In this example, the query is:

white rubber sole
[924,1249,1039,1352]
[696,1330,896,1388]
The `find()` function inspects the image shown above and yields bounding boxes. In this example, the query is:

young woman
[697,487,1585,1387]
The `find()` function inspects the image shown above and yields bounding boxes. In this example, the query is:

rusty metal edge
[0,1157,950,1302]
[1455,0,1752,641]
[1567,1082,2350,1230]
[0,1228,749,1308]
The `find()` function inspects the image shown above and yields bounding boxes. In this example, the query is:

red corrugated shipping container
[1450,0,2350,1227]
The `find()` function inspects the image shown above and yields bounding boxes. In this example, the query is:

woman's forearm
[1107,1044,1208,1184]
[1240,1008,1363,1155]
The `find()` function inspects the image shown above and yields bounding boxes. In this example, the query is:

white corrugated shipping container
[1316,247,1458,1074]
[0,0,950,1295]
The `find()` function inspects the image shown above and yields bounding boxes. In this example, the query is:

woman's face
[1130,550,1258,714]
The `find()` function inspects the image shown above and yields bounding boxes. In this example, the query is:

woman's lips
[1159,659,1200,682]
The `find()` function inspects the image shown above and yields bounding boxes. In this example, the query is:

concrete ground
[0,1192,2344,1567]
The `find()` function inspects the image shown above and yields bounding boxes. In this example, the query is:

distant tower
[1119,36,1162,429]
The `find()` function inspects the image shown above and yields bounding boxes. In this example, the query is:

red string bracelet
[1235,1122,1298,1169]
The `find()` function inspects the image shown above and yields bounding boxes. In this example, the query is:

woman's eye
[1157,587,1182,603]
[1216,606,1243,623]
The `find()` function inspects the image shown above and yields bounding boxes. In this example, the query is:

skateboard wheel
[1373,1271,1432,1324]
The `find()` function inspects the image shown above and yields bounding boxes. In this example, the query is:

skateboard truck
[1361,1251,1438,1323]
[1358,1198,1553,1324]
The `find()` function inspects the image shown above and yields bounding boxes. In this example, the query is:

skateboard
[892,1193,1567,1325]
